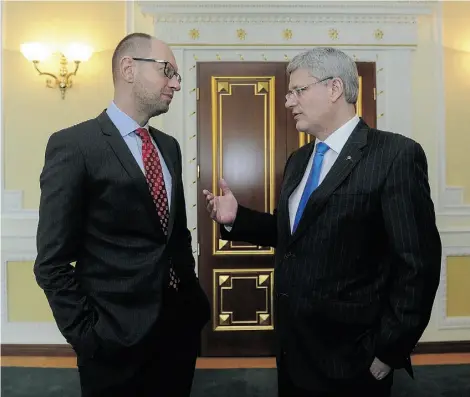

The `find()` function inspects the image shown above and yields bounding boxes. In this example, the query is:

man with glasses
[34,33,210,397]
[204,47,441,396]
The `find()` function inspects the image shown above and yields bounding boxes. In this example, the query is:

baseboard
[412,341,470,354]
[2,341,470,357]
[1,344,76,357]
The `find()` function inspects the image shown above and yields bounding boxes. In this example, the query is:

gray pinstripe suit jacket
[221,119,441,391]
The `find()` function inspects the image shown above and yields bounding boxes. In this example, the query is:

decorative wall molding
[1,253,66,344]
[126,0,135,35]
[2,190,28,212]
[440,187,470,216]
[433,3,470,216]
[139,1,423,47]
[139,1,433,17]
[437,247,470,330]
[0,0,3,196]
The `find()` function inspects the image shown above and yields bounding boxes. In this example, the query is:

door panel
[197,62,292,356]
[197,61,376,357]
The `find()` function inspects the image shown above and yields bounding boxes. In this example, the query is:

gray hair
[286,47,359,104]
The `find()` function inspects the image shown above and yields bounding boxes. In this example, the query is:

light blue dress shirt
[106,101,172,210]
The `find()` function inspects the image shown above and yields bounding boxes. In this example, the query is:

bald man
[34,33,210,397]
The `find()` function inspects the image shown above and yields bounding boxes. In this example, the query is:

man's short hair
[111,33,152,83]
[287,47,359,104]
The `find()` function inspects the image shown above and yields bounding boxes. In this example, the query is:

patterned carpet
[1,365,469,396]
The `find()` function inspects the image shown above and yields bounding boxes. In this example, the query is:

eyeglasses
[132,58,182,83]
[285,76,333,100]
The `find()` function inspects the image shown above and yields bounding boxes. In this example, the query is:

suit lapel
[280,143,315,233]
[96,111,165,236]
[149,127,177,239]
[289,120,369,246]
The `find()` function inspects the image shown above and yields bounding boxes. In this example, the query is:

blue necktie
[292,142,330,232]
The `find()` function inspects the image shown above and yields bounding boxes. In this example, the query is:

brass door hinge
[197,164,200,179]
[373,87,376,101]
[196,87,200,101]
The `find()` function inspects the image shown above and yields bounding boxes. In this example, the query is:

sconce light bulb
[20,42,52,62]
[63,43,93,62]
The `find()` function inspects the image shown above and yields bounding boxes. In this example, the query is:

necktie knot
[135,127,150,143]
[316,142,329,156]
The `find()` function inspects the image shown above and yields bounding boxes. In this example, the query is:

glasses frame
[132,57,182,83]
[285,76,334,100]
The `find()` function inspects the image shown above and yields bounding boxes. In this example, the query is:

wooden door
[197,62,292,356]
[197,61,376,357]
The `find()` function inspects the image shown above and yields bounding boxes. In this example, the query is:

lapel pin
[346,156,352,161]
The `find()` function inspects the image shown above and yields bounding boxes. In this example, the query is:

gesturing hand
[202,179,238,225]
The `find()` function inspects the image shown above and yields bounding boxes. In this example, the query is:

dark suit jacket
[221,119,441,391]
[34,111,210,363]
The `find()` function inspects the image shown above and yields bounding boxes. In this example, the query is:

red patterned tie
[135,127,179,291]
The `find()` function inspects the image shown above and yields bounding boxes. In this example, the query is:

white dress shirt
[288,115,360,233]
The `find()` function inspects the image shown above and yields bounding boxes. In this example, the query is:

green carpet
[1,365,469,396]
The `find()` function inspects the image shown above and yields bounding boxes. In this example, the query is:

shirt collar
[315,115,360,154]
[106,101,149,137]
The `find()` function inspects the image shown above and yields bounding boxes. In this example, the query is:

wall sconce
[20,42,93,99]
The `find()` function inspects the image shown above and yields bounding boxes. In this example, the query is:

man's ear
[330,77,344,103]
[121,56,135,83]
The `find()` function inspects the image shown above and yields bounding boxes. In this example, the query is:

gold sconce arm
[32,54,81,99]
[21,42,92,99]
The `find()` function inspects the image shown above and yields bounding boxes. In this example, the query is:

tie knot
[135,127,150,142]
[316,142,329,155]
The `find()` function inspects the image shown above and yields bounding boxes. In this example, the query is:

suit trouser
[277,356,393,397]
[77,287,201,397]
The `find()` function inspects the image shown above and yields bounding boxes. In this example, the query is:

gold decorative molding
[357,76,363,117]
[328,28,339,40]
[217,81,229,93]
[219,275,230,286]
[258,274,269,285]
[374,29,384,40]
[213,269,274,331]
[219,314,230,325]
[236,28,247,41]
[283,28,293,40]
[298,132,314,147]
[211,77,276,256]
[259,314,270,325]
[257,81,269,93]
[219,239,229,250]
[189,28,200,40]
